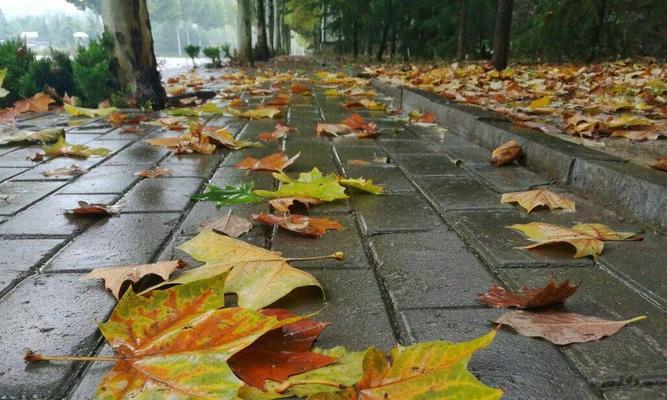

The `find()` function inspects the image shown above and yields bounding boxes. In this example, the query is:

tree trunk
[390,20,397,58]
[256,0,270,60]
[100,0,165,109]
[352,20,359,59]
[491,0,513,71]
[237,0,253,66]
[176,21,182,56]
[456,0,467,61]
[273,0,282,54]
[376,0,392,61]
[588,0,607,61]
[282,15,290,55]
[267,0,274,54]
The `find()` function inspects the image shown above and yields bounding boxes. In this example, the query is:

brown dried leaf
[135,167,173,179]
[42,164,89,177]
[65,201,120,216]
[268,197,323,212]
[501,189,575,213]
[258,123,297,142]
[315,123,351,137]
[235,151,300,172]
[491,140,523,167]
[478,280,578,309]
[199,210,253,238]
[651,158,667,171]
[495,311,646,345]
[253,213,343,237]
[14,93,55,113]
[82,260,186,300]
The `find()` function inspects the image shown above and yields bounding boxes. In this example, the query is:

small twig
[273,379,347,394]
[24,349,116,363]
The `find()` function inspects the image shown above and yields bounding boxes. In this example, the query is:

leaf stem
[286,252,345,262]
[24,350,116,363]
[273,379,347,394]
[625,315,647,324]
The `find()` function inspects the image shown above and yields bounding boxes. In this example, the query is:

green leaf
[0,68,8,98]
[339,178,384,195]
[197,102,228,114]
[255,168,349,202]
[42,136,110,158]
[64,104,118,118]
[0,128,64,146]
[195,182,265,206]
[167,107,201,117]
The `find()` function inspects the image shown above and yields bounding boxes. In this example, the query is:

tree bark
[267,0,274,54]
[100,0,166,109]
[491,0,513,71]
[256,0,270,60]
[237,0,253,66]
[376,0,392,61]
[456,0,467,61]
[588,0,607,61]
[282,14,290,55]
[352,20,359,59]
[273,0,283,54]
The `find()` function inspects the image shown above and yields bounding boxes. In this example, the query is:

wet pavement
[0,67,665,399]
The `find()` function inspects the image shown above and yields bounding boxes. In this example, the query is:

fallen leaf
[145,127,216,155]
[338,177,384,194]
[340,114,377,137]
[65,201,120,216]
[495,311,647,345]
[42,164,88,177]
[266,93,291,107]
[491,140,523,166]
[195,183,264,206]
[510,222,641,258]
[651,158,667,171]
[62,92,77,106]
[236,152,300,172]
[199,210,253,238]
[82,260,186,300]
[135,167,173,179]
[258,123,297,142]
[205,127,260,149]
[253,213,343,237]
[343,99,385,111]
[63,103,118,118]
[229,309,337,389]
[107,112,128,127]
[501,189,575,213]
[528,96,551,110]
[287,331,502,400]
[291,83,311,94]
[242,107,282,119]
[315,122,351,137]
[255,168,349,202]
[268,197,322,212]
[0,127,64,145]
[43,136,110,158]
[478,279,578,309]
[346,159,370,166]
[91,274,310,398]
[14,92,55,113]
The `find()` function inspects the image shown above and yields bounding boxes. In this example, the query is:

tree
[492,0,513,70]
[273,0,283,53]
[100,0,166,108]
[456,0,467,61]
[256,0,270,60]
[237,0,253,65]
[185,44,201,67]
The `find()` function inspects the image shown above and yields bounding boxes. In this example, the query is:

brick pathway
[0,69,665,399]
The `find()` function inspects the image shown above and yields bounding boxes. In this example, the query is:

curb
[373,79,667,233]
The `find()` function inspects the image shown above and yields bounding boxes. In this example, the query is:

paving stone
[63,133,105,144]
[99,126,152,140]
[272,268,397,350]
[285,138,337,173]
[442,144,493,165]
[0,146,45,167]
[599,234,667,308]
[0,167,27,182]
[68,346,114,400]
[117,177,203,212]
[236,118,282,141]
[59,165,142,194]
[102,141,169,166]
[0,273,115,398]
[380,139,448,155]
[496,267,667,387]
[463,164,552,193]
[0,180,66,216]
[82,139,133,156]
[288,105,322,123]
[446,209,594,268]
[271,214,370,269]
[11,155,105,181]
[352,193,444,235]
[159,153,220,178]
[369,230,493,309]
[178,201,271,245]
[0,194,118,236]
[45,213,181,271]
[392,153,466,176]
[342,164,414,193]
[602,386,667,400]
[401,308,599,400]
[0,238,64,295]
[333,143,389,167]
[416,175,513,211]
[221,142,278,167]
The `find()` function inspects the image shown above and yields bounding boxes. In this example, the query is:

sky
[0,0,82,17]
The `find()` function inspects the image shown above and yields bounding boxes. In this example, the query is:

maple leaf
[0,68,8,98]
[148,116,189,130]
[338,178,384,195]
[258,123,297,142]
[501,189,575,213]
[92,274,311,399]
[510,222,641,258]
[268,197,323,212]
[135,166,173,179]
[651,158,667,171]
[495,311,647,345]
[253,213,344,237]
[63,104,118,118]
[255,168,349,202]
[154,231,323,309]
[340,114,377,137]
[145,126,217,155]
[291,83,311,94]
[491,140,523,166]
[478,279,578,309]
[205,127,260,150]
[107,112,128,127]
[14,92,55,113]
[266,93,291,107]
[315,122,352,137]
[236,152,300,172]
[167,107,201,117]
[229,309,337,389]
[343,99,385,111]
[42,164,88,177]
[195,182,264,206]
[0,127,64,145]
[43,137,110,158]
[241,106,282,119]
[82,260,186,300]
[196,102,228,114]
[65,201,120,216]
[278,331,502,400]
[199,210,253,238]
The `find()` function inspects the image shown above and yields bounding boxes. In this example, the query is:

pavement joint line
[596,260,667,312]
[399,305,490,311]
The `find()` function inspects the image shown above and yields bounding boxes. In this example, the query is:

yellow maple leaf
[501,189,575,213]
